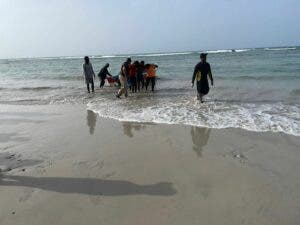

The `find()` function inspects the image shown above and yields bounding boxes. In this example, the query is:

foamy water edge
[87,100,300,137]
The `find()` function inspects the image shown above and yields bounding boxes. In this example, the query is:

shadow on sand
[0,175,176,197]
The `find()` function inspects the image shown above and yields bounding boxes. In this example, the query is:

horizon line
[1,45,299,60]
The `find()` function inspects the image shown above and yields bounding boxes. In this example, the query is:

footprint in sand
[19,188,35,202]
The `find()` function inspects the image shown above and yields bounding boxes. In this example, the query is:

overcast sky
[0,0,299,58]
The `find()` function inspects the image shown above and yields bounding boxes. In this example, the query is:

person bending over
[98,63,112,88]
[192,53,213,103]
[83,56,95,93]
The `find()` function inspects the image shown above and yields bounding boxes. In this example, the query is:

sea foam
[87,97,300,136]
[265,47,297,51]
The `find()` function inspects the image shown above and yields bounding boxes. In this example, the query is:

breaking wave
[264,47,297,51]
[87,95,300,136]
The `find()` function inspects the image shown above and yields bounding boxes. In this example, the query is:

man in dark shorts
[192,53,214,103]
[98,63,112,88]
[137,61,145,91]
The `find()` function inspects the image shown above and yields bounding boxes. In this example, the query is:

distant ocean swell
[264,47,297,51]
[4,47,298,61]
[214,75,300,81]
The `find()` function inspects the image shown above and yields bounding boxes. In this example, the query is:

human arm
[191,65,198,87]
[83,64,88,82]
[91,64,96,78]
[83,64,86,77]
[208,64,213,86]
[106,69,112,77]
[122,65,128,77]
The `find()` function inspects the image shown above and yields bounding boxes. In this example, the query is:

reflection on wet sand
[191,127,211,157]
[86,110,97,135]
[122,122,146,138]
[0,133,30,143]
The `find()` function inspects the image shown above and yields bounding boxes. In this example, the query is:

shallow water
[0,47,299,136]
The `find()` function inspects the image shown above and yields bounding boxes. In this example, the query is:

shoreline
[87,108,300,138]
[0,104,300,225]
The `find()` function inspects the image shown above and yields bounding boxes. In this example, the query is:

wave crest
[265,47,297,51]
[87,97,300,136]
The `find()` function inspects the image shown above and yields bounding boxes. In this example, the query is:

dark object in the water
[6,154,16,160]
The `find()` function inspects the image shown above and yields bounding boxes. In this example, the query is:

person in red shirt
[129,61,138,93]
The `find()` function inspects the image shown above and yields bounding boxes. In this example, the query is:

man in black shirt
[137,61,145,91]
[192,53,214,103]
[98,63,112,88]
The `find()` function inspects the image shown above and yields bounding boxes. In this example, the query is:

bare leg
[151,77,155,92]
[91,81,94,93]
[199,94,204,103]
[117,75,126,98]
[145,77,150,91]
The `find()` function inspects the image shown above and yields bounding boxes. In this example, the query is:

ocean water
[0,47,299,136]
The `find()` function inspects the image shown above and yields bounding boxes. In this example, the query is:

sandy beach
[0,104,300,225]
[1,1,299,224]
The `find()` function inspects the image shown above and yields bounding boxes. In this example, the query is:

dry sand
[0,104,300,225]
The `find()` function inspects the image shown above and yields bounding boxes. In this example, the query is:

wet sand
[0,104,300,225]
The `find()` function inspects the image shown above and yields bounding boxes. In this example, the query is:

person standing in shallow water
[83,56,95,93]
[145,64,158,92]
[137,61,145,91]
[129,61,138,93]
[192,53,214,103]
[116,58,131,98]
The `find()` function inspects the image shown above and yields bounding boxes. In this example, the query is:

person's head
[105,63,110,68]
[145,64,151,69]
[134,61,139,66]
[84,56,90,64]
[141,61,145,66]
[126,58,132,64]
[200,53,207,62]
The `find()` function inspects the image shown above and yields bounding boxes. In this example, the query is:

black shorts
[129,77,137,85]
[137,73,144,82]
[197,81,209,95]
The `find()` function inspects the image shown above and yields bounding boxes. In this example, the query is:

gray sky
[0,0,299,58]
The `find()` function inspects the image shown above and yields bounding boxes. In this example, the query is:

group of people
[82,56,158,98]
[83,53,214,102]
[116,58,158,98]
